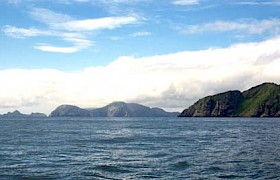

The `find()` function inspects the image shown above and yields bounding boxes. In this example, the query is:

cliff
[179,83,280,117]
[50,101,179,117]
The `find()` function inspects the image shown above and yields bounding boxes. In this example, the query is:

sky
[1,0,280,114]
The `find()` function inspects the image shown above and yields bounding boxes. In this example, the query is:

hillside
[179,83,280,117]
[50,101,179,117]
[49,105,92,117]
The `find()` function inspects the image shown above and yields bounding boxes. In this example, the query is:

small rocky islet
[0,110,47,118]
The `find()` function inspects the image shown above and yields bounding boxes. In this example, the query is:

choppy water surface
[0,117,280,179]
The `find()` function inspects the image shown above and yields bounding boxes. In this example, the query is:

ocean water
[0,117,280,179]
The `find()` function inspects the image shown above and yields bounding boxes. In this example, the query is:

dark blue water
[0,117,280,179]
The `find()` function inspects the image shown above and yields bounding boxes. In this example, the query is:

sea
[0,117,280,180]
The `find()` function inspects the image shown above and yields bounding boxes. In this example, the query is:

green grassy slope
[235,83,280,116]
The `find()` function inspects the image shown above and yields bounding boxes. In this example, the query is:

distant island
[179,82,280,117]
[50,101,179,117]
[0,110,47,118]
[0,101,179,118]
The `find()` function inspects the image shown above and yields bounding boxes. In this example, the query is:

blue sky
[1,0,280,70]
[1,0,280,114]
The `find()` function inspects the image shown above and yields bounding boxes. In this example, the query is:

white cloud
[30,8,138,31]
[74,0,90,2]
[61,16,138,31]
[3,25,87,39]
[97,0,140,4]
[235,1,280,6]
[183,18,280,34]
[7,0,22,4]
[35,38,93,53]
[173,0,199,5]
[2,25,53,38]
[64,38,93,47]
[1,37,280,114]
[109,36,122,40]
[130,31,151,37]
[2,25,93,53]
[3,7,139,53]
[34,45,79,53]
[30,8,73,27]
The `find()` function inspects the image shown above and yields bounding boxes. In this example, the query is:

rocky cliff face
[256,97,280,117]
[179,91,243,117]
[50,102,179,117]
[179,83,280,117]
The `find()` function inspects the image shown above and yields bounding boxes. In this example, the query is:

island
[0,110,47,118]
[179,82,280,117]
[50,101,179,117]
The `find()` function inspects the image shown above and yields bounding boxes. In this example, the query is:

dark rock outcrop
[179,82,280,117]
[179,91,243,117]
[50,101,179,117]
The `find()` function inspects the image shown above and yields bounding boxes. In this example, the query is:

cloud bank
[1,36,280,114]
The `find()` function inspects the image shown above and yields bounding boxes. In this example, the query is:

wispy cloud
[7,0,22,4]
[130,31,151,37]
[95,0,145,6]
[74,0,90,2]
[6,0,92,4]
[109,36,122,41]
[30,8,138,31]
[234,1,280,6]
[61,17,138,31]
[2,25,53,38]
[65,38,93,46]
[3,7,139,53]
[3,26,86,39]
[182,18,280,35]
[1,36,280,113]
[2,25,93,52]
[173,0,199,5]
[34,38,93,53]
[34,45,79,53]
[30,8,73,26]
